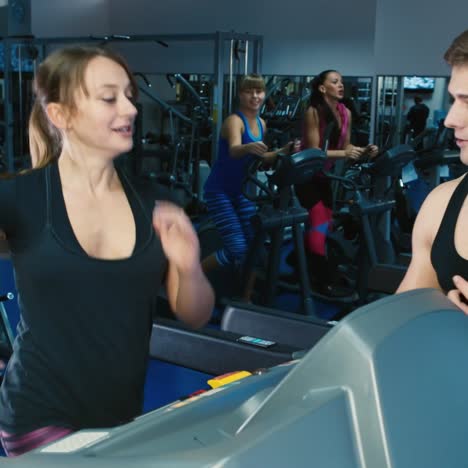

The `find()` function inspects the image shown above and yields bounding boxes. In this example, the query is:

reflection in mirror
[375,75,455,151]
[259,75,373,149]
[134,73,375,171]
[131,73,376,210]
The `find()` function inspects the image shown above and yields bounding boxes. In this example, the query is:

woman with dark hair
[0,45,214,456]
[296,70,378,294]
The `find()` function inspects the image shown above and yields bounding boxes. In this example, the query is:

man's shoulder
[430,174,465,200]
[420,175,465,220]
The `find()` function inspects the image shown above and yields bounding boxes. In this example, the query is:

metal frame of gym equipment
[365,75,406,257]
[0,31,263,173]
[134,77,201,202]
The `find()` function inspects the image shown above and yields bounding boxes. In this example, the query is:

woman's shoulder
[224,113,244,126]
[221,113,244,137]
[305,106,319,122]
[306,105,319,114]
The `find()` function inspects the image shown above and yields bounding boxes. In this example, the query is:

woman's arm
[303,107,363,159]
[223,114,268,159]
[153,202,214,328]
[165,261,214,329]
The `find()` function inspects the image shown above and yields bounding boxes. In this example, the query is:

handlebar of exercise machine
[241,144,418,204]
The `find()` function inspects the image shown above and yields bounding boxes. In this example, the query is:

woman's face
[319,72,345,100]
[65,56,138,159]
[238,87,265,113]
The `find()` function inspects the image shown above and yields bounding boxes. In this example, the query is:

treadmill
[11,288,468,468]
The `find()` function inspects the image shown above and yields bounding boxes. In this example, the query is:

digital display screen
[404,76,435,91]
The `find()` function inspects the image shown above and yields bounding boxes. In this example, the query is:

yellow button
[207,370,252,388]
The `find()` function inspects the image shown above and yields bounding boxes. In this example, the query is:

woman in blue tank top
[202,75,290,295]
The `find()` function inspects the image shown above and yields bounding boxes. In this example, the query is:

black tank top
[431,174,468,293]
[0,162,168,434]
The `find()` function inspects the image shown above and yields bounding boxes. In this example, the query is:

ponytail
[28,100,61,169]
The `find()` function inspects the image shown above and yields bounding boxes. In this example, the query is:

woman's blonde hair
[238,74,266,92]
[29,45,138,169]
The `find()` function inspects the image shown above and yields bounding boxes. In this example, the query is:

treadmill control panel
[237,336,276,348]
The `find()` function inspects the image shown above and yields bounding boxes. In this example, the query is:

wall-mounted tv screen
[404,76,435,92]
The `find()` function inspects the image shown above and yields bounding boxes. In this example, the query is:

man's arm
[448,276,468,314]
[397,182,454,293]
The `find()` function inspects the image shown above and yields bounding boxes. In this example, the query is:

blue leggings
[204,191,257,267]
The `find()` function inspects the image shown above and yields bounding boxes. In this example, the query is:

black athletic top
[0,161,168,434]
[431,174,468,293]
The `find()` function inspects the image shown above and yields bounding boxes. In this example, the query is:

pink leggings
[0,426,74,457]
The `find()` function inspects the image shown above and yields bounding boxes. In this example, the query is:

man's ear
[45,102,71,130]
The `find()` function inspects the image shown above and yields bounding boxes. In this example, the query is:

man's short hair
[444,29,468,66]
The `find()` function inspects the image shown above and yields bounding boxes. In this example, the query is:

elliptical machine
[240,148,326,317]
[332,144,418,303]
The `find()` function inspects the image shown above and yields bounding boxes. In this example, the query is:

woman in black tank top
[0,45,213,456]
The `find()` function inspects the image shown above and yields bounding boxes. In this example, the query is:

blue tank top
[204,111,264,195]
